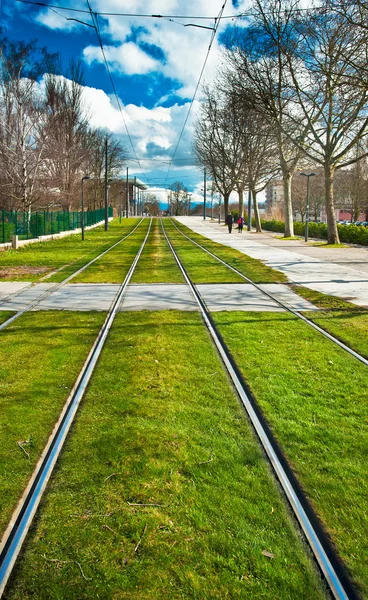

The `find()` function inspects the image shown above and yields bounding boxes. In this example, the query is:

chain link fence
[0,207,113,244]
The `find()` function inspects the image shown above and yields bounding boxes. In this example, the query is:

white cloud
[83,42,159,76]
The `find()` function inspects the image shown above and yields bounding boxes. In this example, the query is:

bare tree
[279,5,368,242]
[42,60,91,211]
[224,0,304,237]
[86,130,127,210]
[0,37,58,214]
[193,85,243,219]
[168,181,188,216]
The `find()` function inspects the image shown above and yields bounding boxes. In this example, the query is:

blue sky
[1,0,251,203]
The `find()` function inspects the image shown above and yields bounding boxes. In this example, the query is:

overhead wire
[85,0,148,182]
[163,0,229,185]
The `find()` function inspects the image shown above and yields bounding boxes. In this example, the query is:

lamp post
[188,193,192,216]
[203,168,207,220]
[81,175,90,241]
[300,172,316,242]
[218,193,222,224]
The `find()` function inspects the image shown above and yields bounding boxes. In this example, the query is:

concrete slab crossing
[0,282,316,313]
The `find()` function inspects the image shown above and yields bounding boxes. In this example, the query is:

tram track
[0,218,145,333]
[168,218,368,367]
[161,218,360,600]
[0,218,152,598]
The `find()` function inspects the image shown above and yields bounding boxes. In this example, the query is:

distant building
[265,179,284,214]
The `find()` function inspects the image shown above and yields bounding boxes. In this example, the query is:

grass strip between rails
[293,286,368,359]
[171,219,287,283]
[0,219,141,283]
[0,311,14,325]
[163,220,245,284]
[132,219,184,284]
[0,310,106,537]
[6,311,327,600]
[71,219,150,283]
[212,311,368,597]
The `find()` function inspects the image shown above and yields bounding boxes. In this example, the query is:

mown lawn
[71,219,150,283]
[0,219,141,283]
[170,219,287,283]
[163,220,245,283]
[6,312,327,600]
[213,311,368,597]
[132,219,184,283]
[0,311,106,537]
[0,311,14,325]
[293,286,368,359]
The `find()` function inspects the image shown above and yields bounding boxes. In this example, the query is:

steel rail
[0,218,145,332]
[169,218,368,367]
[0,218,152,597]
[161,218,359,600]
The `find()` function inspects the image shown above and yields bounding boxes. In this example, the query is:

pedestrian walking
[237,215,244,233]
[225,212,233,233]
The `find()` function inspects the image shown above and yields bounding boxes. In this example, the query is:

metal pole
[203,168,207,220]
[305,176,310,243]
[126,167,129,217]
[104,136,108,231]
[120,190,122,223]
[218,194,221,224]
[81,179,85,241]
[247,189,252,231]
[134,176,137,216]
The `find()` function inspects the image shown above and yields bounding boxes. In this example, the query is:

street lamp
[81,175,90,241]
[188,193,192,216]
[300,172,316,242]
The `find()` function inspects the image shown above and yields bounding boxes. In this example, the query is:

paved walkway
[177,217,368,307]
[0,282,316,312]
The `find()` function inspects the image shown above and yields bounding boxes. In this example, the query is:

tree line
[0,34,126,217]
[193,0,368,243]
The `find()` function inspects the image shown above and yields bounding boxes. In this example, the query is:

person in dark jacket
[237,215,244,232]
[225,212,233,233]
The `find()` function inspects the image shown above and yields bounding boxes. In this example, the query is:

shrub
[260,219,368,245]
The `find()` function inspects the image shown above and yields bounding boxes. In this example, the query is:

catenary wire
[164,0,229,185]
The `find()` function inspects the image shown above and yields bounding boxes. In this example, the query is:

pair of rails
[0,217,364,599]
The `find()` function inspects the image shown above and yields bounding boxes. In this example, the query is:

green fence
[0,207,113,244]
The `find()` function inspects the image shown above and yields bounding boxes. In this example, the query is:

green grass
[0,311,106,536]
[132,219,184,283]
[293,286,368,359]
[6,312,327,600]
[71,220,150,283]
[276,236,301,240]
[170,219,287,283]
[0,311,14,325]
[212,311,368,597]
[0,219,141,283]
[163,221,246,284]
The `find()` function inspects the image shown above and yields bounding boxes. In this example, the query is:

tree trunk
[223,192,230,219]
[324,163,340,243]
[282,168,294,237]
[238,188,244,216]
[251,187,262,232]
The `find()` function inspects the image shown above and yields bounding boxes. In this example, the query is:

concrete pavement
[0,282,316,313]
[177,217,368,307]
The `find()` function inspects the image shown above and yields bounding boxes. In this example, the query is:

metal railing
[0,207,113,244]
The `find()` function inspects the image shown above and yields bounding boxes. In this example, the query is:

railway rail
[0,219,152,597]
[168,218,368,368]
[161,218,360,600]
[0,216,361,599]
[0,218,145,333]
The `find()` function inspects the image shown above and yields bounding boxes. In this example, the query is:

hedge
[259,219,368,246]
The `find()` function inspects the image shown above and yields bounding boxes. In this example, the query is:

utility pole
[126,167,129,217]
[104,136,108,231]
[203,168,207,220]
[134,176,137,216]
[247,189,252,232]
